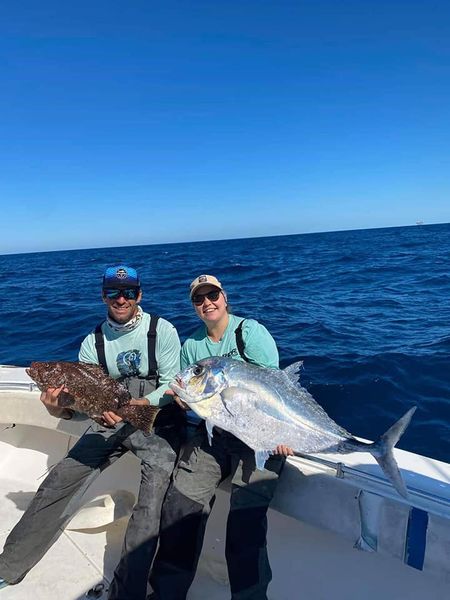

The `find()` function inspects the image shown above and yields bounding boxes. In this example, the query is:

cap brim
[103,283,141,289]
[190,283,222,298]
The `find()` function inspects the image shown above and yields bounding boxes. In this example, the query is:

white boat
[1,365,449,599]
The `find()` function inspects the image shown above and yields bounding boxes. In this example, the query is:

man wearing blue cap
[0,265,184,600]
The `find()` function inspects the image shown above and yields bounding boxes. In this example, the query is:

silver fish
[170,356,416,498]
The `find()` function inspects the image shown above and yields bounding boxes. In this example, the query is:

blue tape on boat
[404,507,429,570]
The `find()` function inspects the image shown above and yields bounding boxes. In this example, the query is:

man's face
[102,288,142,324]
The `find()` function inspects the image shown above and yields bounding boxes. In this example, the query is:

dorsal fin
[282,361,303,385]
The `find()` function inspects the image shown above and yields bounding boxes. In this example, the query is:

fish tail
[368,406,417,498]
[118,405,160,433]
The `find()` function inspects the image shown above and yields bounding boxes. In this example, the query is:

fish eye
[193,365,204,376]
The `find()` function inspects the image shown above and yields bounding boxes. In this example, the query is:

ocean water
[1,223,449,463]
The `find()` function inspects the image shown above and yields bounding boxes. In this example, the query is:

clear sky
[1,1,449,254]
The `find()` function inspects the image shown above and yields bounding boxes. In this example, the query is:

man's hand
[166,388,190,411]
[40,385,74,419]
[129,398,151,406]
[101,398,150,427]
[273,444,294,457]
[101,410,123,427]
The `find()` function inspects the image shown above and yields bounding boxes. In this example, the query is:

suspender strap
[94,322,108,374]
[234,319,250,363]
[147,315,159,380]
[94,316,159,380]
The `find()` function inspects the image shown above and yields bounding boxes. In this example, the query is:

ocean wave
[2,223,450,462]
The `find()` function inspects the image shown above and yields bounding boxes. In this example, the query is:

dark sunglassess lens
[104,288,139,300]
[192,290,221,305]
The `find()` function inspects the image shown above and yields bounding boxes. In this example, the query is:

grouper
[27,361,160,433]
[170,356,416,498]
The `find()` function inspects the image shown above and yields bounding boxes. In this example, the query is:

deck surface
[0,417,449,599]
[1,477,448,599]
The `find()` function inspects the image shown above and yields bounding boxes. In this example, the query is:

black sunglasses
[103,288,140,300]
[192,290,221,306]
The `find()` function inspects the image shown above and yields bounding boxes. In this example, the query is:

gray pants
[149,424,285,600]
[0,407,184,600]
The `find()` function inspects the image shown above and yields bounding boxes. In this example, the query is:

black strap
[147,315,159,382]
[94,323,108,374]
[94,315,160,381]
[234,319,250,362]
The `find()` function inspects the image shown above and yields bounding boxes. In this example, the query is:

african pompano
[27,361,160,433]
[170,356,416,498]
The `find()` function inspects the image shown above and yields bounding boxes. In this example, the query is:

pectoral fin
[58,390,76,408]
[220,387,258,416]
[205,419,214,445]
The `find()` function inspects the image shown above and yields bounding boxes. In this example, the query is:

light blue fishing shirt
[79,312,181,407]
[181,313,279,369]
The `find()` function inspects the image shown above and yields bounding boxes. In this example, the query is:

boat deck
[0,430,448,600]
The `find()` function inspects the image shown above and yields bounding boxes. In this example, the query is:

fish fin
[255,450,271,470]
[57,391,76,408]
[205,419,214,445]
[369,406,417,498]
[221,387,258,416]
[282,361,303,385]
[118,405,160,434]
[220,391,234,416]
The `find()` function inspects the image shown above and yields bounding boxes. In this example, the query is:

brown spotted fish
[26,361,160,433]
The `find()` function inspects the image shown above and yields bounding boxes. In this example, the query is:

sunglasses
[103,288,140,300]
[192,290,221,305]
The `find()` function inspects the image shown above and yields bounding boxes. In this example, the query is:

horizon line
[1,220,448,258]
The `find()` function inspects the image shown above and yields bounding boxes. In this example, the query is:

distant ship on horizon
[416,220,424,225]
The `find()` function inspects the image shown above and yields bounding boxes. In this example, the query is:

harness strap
[94,315,160,382]
[234,319,250,362]
[147,315,159,383]
[94,323,108,374]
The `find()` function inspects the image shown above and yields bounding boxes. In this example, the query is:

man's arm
[78,332,98,365]
[38,334,98,421]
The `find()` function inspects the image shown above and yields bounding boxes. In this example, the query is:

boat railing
[291,452,450,517]
[0,380,39,392]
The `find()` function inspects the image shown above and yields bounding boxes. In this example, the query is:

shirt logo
[222,348,238,358]
[117,349,141,376]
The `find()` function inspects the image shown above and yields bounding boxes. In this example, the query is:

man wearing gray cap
[0,265,185,600]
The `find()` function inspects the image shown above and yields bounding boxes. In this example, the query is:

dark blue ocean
[1,224,449,463]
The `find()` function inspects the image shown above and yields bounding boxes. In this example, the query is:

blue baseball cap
[102,265,141,289]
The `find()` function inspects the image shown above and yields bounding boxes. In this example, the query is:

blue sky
[1,1,449,254]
